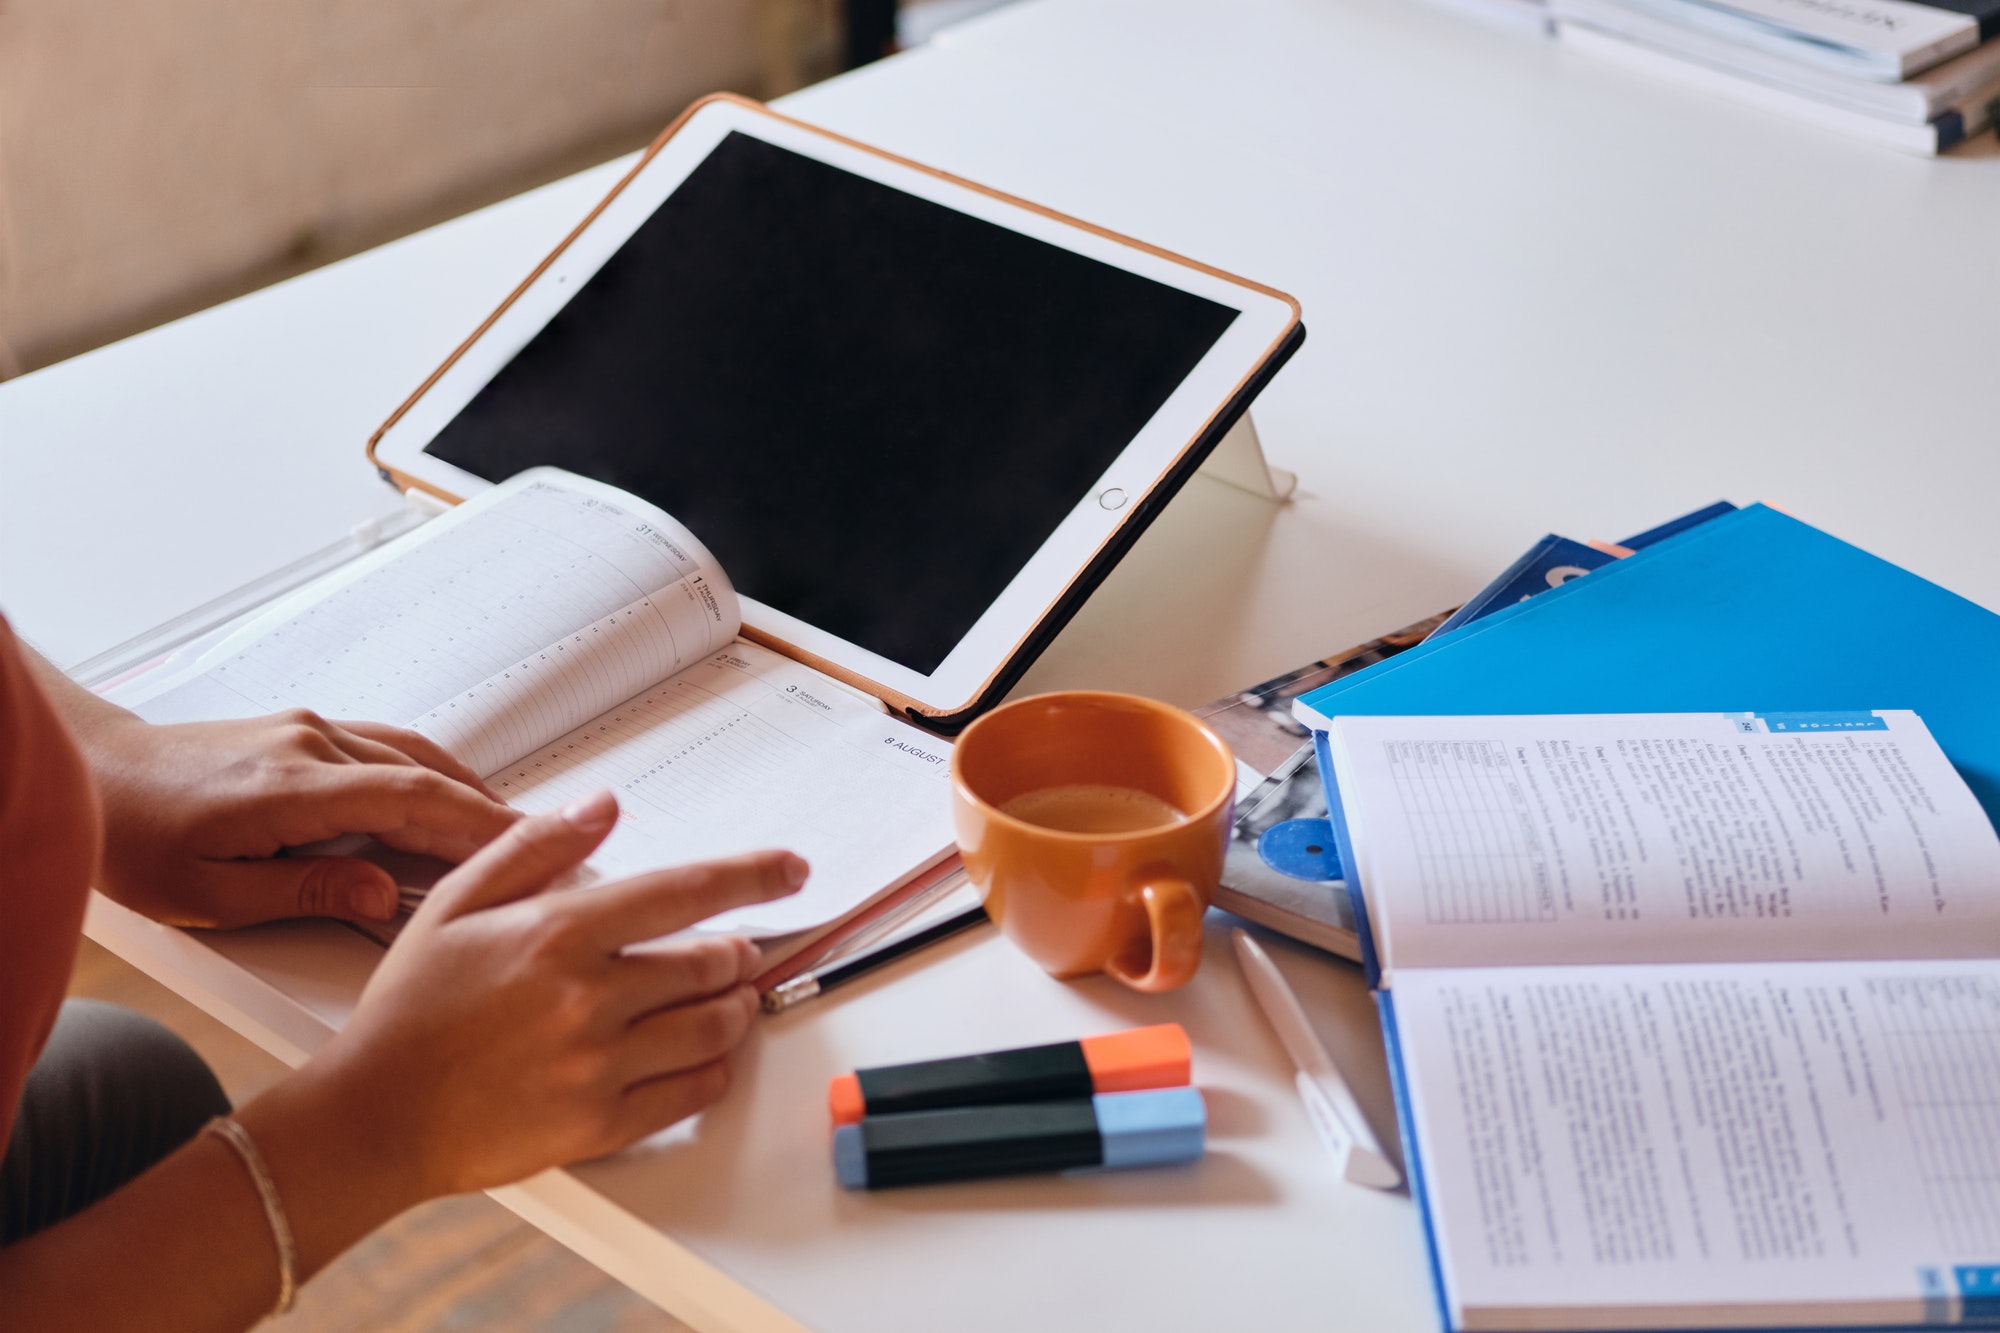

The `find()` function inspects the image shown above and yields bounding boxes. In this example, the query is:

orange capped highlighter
[828,1023,1191,1126]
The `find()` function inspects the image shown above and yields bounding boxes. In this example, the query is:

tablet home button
[1098,488,1128,511]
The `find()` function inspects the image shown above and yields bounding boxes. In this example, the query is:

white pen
[1231,928,1401,1191]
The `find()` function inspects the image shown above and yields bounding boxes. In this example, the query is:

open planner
[1318,710,2000,1331]
[120,468,956,940]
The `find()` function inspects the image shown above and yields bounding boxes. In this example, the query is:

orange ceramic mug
[950,691,1236,993]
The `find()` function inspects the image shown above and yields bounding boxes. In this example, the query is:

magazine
[1194,613,1448,960]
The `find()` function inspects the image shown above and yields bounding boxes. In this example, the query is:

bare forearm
[0,1068,427,1331]
[21,643,138,750]
[19,641,516,928]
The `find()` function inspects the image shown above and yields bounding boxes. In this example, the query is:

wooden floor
[67,939,690,1333]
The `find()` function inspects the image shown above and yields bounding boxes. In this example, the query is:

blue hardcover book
[1295,503,2000,826]
[1290,506,2000,1332]
[1426,534,1616,638]
[1429,501,1735,639]
[1616,498,1736,550]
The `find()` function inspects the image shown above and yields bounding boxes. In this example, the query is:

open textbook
[1199,500,1741,962]
[1317,711,2000,1331]
[121,468,956,939]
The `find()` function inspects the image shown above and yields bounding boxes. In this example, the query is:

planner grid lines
[483,651,951,933]
[489,667,887,848]
[592,681,802,824]
[1385,739,1555,925]
[1869,975,2000,1254]
[413,595,695,779]
[199,483,693,728]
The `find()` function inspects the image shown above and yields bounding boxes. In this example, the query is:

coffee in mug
[951,691,1234,993]
[999,784,1187,835]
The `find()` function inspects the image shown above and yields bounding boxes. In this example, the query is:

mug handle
[1104,876,1206,993]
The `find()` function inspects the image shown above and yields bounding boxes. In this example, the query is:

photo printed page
[1326,712,2000,977]
[128,468,741,777]
[1391,958,2000,1331]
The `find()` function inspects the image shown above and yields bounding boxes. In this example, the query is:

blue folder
[1293,503,2000,830]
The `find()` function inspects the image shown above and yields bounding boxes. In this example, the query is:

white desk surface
[5,0,1999,1328]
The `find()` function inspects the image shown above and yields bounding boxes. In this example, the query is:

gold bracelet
[205,1116,298,1315]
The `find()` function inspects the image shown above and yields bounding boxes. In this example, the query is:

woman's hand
[284,789,806,1200]
[1,790,806,1331]
[77,708,519,928]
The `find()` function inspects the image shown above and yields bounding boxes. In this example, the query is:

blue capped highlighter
[832,1086,1206,1190]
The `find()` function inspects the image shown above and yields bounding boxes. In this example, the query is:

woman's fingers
[160,855,400,930]
[421,791,620,919]
[334,801,800,1191]
[307,732,493,858]
[335,720,503,800]
[269,710,514,847]
[606,1059,737,1150]
[613,935,762,1022]
[551,850,807,952]
[309,719,514,851]
[248,759,518,861]
[612,985,760,1090]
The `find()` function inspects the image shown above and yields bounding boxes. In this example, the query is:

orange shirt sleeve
[0,616,102,1148]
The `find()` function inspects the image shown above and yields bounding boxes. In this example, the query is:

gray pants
[0,999,230,1244]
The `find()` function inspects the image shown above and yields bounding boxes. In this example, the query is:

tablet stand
[1197,413,1296,502]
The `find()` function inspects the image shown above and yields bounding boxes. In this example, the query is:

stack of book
[1198,501,1736,960]
[1552,0,2000,153]
[1283,502,2000,1332]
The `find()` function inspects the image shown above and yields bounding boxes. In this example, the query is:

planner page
[128,468,741,776]
[483,638,955,937]
[1325,711,2000,977]
[118,466,954,936]
[1392,958,2000,1331]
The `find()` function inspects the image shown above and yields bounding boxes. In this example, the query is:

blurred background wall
[0,0,841,377]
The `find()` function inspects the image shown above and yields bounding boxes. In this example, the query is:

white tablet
[370,94,1303,731]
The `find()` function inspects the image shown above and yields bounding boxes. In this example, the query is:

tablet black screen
[425,131,1238,675]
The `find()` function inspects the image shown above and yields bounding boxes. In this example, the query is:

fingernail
[560,790,618,833]
[346,871,398,921]
[784,854,809,890]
